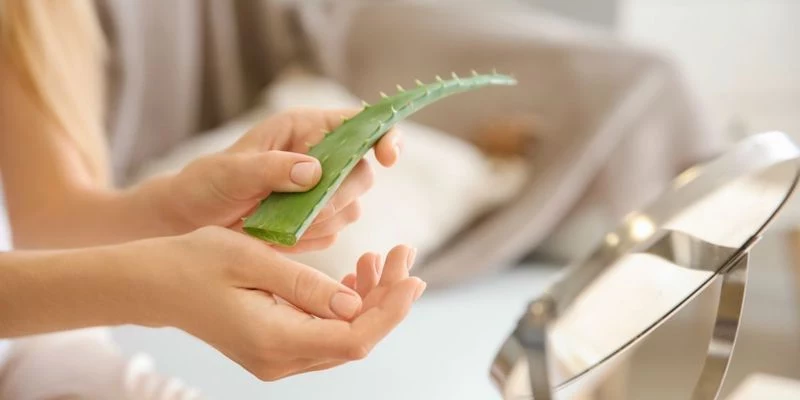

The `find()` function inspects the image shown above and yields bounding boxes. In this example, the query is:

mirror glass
[496,137,799,399]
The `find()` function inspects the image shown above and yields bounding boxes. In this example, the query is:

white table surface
[111,266,562,400]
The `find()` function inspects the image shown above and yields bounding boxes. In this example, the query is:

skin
[0,227,425,381]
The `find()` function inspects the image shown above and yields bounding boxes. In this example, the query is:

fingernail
[330,292,361,319]
[406,248,417,270]
[291,161,318,186]
[413,281,427,301]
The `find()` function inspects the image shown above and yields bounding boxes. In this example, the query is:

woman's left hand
[162,108,402,252]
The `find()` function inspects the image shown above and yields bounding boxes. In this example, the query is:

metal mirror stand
[508,233,752,400]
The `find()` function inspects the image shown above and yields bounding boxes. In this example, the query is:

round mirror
[491,131,800,399]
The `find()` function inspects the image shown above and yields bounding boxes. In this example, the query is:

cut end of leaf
[242,226,298,246]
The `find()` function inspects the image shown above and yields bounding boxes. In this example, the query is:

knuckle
[261,150,309,186]
[302,235,337,252]
[194,153,222,171]
[192,225,228,245]
[292,268,322,307]
[204,154,247,203]
[193,225,217,237]
[287,110,309,136]
[274,110,297,130]
[259,150,284,171]
[316,234,339,250]
[344,340,372,360]
[311,203,334,224]
[254,366,285,382]
[346,202,362,222]
[326,234,340,247]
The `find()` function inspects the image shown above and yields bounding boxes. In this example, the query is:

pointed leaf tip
[435,75,443,82]
[361,100,370,107]
[396,84,405,92]
[380,91,388,98]
[451,71,459,80]
[415,79,424,86]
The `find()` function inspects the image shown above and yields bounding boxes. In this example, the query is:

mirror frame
[490,131,800,400]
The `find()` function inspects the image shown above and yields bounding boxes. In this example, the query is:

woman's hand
[1,102,399,250]
[162,108,402,252]
[0,227,424,382]
[128,227,423,381]
[294,248,425,373]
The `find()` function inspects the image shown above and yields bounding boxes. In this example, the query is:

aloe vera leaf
[242,71,517,245]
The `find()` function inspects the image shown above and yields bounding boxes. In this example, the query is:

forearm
[0,246,158,338]
[0,52,185,249]
[6,177,184,249]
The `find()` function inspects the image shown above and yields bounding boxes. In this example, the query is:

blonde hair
[0,0,109,183]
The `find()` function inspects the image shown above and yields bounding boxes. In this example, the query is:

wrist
[125,175,196,237]
[9,183,190,249]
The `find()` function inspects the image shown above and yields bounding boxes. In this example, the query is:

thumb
[206,151,322,201]
[259,253,363,321]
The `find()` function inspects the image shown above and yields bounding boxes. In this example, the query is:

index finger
[248,250,362,321]
[226,108,362,154]
[288,109,402,165]
[287,277,423,360]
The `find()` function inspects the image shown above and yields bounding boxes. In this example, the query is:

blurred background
[532,0,800,137]
[1,0,799,399]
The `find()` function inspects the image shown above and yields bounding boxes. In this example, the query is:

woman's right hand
[122,226,425,381]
